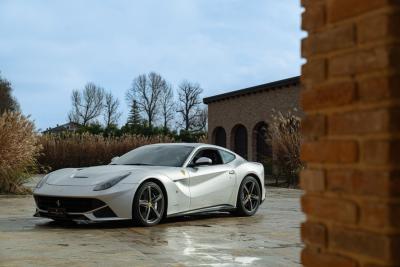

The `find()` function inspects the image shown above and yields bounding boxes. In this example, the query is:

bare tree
[160,84,175,131]
[194,106,208,132]
[177,80,203,131]
[103,91,121,128]
[126,72,167,128]
[68,83,105,126]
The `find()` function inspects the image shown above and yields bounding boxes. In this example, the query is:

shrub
[268,109,303,187]
[0,112,41,193]
[38,133,174,170]
[197,134,208,144]
[177,130,207,143]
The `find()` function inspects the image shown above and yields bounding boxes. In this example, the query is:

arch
[231,124,248,159]
[212,127,226,147]
[253,121,273,175]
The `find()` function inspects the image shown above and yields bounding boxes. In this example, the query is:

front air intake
[34,196,105,213]
[93,206,117,218]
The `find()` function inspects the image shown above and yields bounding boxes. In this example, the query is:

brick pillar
[300,1,400,266]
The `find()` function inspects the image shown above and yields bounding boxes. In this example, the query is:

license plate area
[48,208,67,217]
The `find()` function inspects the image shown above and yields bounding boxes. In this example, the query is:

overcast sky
[0,0,304,130]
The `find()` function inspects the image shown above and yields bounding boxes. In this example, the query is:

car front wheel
[132,181,165,226]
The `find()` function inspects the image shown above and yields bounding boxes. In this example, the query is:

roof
[203,76,300,104]
[42,122,82,133]
[148,143,205,148]
[147,143,234,152]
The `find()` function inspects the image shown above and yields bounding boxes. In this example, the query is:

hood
[46,165,155,186]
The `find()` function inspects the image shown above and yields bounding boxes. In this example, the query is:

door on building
[253,122,273,176]
[232,124,248,159]
[212,127,226,147]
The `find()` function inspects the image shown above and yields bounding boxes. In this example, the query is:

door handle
[229,170,235,174]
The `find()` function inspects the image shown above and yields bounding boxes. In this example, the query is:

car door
[186,148,236,210]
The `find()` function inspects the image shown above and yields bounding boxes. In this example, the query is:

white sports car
[33,143,265,226]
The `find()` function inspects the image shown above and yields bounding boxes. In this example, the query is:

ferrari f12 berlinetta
[34,143,265,226]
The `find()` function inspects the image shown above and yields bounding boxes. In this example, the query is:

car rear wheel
[132,181,165,226]
[233,176,261,216]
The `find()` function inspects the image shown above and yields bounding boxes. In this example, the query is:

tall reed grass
[38,133,174,171]
[0,112,42,193]
[268,109,303,187]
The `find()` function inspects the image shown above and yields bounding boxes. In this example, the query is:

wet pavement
[0,188,304,267]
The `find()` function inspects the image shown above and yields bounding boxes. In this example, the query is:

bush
[0,112,41,193]
[38,133,175,170]
[177,130,207,143]
[268,109,303,187]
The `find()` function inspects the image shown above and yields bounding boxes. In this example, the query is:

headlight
[36,174,50,188]
[93,173,131,191]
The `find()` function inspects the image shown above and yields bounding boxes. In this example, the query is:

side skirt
[166,204,235,218]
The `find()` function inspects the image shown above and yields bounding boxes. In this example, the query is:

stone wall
[300,0,400,266]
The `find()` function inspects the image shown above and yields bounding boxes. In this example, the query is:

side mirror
[194,157,212,166]
[111,156,119,163]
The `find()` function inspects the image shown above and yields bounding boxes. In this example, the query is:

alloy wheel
[138,184,164,224]
[240,180,260,213]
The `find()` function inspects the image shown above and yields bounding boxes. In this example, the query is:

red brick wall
[300,0,400,266]
[207,84,301,160]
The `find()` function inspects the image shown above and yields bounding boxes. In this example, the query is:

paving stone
[0,188,303,267]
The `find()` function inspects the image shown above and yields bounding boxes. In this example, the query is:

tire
[233,176,261,216]
[132,181,165,226]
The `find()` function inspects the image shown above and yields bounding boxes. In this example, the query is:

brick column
[300,1,400,266]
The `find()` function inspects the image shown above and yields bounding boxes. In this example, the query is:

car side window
[219,150,236,164]
[192,149,223,165]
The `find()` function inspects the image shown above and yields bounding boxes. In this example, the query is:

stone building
[203,76,301,168]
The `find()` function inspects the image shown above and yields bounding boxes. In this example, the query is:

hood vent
[73,175,89,179]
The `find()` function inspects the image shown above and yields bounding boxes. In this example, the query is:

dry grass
[38,133,174,171]
[198,134,208,144]
[268,109,303,187]
[0,112,42,194]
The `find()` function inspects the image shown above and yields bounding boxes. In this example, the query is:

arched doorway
[253,122,273,176]
[231,124,248,159]
[212,127,226,147]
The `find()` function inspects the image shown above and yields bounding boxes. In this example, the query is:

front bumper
[34,196,122,221]
[261,191,266,204]
[33,183,138,221]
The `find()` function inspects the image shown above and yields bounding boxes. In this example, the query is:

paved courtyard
[0,187,304,267]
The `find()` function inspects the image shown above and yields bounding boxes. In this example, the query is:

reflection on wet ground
[0,188,304,267]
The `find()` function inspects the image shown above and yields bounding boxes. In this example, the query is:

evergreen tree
[127,100,141,126]
[0,73,20,114]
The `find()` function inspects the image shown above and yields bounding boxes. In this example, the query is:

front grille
[34,196,106,213]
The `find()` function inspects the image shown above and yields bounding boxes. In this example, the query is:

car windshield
[112,145,194,167]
